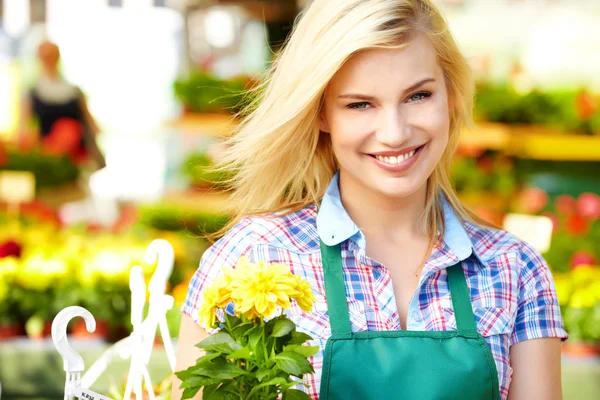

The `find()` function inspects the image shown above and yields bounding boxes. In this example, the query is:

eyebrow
[337,77,436,100]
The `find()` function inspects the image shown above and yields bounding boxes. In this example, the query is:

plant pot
[0,322,24,340]
[72,318,110,340]
[25,318,53,340]
[562,341,600,358]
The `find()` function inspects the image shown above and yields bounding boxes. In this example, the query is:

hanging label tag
[75,387,113,400]
[0,171,35,203]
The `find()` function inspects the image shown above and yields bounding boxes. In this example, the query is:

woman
[174,0,567,399]
[18,40,105,168]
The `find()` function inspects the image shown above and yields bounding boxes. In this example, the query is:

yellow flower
[292,276,315,312]
[196,257,316,323]
[553,273,572,306]
[229,258,298,319]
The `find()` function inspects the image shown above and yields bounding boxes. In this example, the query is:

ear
[319,109,330,133]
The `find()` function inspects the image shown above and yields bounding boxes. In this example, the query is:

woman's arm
[172,314,210,400]
[508,338,562,400]
[17,95,35,146]
[78,96,101,135]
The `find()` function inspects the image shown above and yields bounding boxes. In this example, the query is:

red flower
[576,192,600,220]
[565,215,589,236]
[570,250,597,269]
[555,194,577,217]
[518,187,548,214]
[575,90,598,121]
[0,240,22,259]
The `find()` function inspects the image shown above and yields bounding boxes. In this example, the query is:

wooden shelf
[461,123,600,161]
[166,113,238,138]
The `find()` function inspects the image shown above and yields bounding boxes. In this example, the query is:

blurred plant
[138,203,230,237]
[512,191,600,274]
[181,152,234,190]
[452,152,517,196]
[0,146,79,189]
[173,72,257,115]
[475,84,600,135]
[554,266,600,343]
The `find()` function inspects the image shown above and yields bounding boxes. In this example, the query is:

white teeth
[375,149,417,166]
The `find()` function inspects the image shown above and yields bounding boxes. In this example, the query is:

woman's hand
[171,314,210,400]
[508,338,563,400]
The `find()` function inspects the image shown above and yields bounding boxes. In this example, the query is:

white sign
[0,171,35,203]
[503,213,553,254]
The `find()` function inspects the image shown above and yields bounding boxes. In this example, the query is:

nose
[375,107,411,147]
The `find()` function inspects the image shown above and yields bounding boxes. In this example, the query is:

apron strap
[446,263,479,337]
[320,240,353,336]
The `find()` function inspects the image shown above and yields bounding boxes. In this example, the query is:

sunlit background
[0,0,599,399]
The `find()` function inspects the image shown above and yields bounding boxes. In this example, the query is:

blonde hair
[212,0,491,240]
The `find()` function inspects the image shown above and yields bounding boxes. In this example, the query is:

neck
[338,170,429,243]
[43,69,60,80]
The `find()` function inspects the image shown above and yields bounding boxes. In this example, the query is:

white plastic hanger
[123,266,156,400]
[80,239,177,398]
[51,306,113,400]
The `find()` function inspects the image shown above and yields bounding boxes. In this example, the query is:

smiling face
[320,35,450,202]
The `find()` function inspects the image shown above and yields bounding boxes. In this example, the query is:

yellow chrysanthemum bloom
[196,257,316,325]
[229,258,299,318]
[293,276,316,312]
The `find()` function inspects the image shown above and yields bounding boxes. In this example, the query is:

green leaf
[247,377,289,398]
[223,312,241,330]
[255,368,273,382]
[283,389,312,400]
[248,325,264,351]
[203,384,219,400]
[273,352,314,376]
[288,331,313,345]
[196,332,242,353]
[175,367,196,381]
[193,359,249,380]
[283,345,319,357]
[180,376,221,389]
[227,346,251,360]
[182,386,201,400]
[271,319,295,338]
[231,322,254,339]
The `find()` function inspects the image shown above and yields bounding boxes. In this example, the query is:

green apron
[319,241,500,400]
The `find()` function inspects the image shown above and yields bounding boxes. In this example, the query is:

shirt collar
[316,171,477,263]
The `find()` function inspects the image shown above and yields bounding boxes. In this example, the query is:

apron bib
[318,240,500,400]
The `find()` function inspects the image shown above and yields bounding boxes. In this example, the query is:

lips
[365,143,425,173]
[367,144,425,166]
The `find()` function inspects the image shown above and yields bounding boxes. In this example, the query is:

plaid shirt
[183,172,568,400]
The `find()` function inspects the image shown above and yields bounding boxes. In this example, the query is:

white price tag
[76,387,113,400]
[0,171,35,203]
[503,213,553,253]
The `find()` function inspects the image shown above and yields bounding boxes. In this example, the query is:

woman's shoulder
[462,220,548,269]
[210,203,320,256]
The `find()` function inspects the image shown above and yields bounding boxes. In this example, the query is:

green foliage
[138,203,230,236]
[475,84,600,135]
[174,72,253,115]
[1,149,79,189]
[176,314,316,400]
[181,153,234,189]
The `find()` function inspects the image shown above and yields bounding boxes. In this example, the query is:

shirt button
[411,310,421,322]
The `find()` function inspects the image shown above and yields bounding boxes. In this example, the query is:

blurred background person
[17,40,105,170]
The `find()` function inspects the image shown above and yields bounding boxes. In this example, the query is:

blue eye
[407,91,432,103]
[347,102,372,110]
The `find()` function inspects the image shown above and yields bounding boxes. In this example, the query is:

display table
[1,338,599,399]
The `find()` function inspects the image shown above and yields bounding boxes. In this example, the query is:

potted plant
[554,265,600,356]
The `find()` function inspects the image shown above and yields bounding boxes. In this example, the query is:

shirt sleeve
[510,241,569,345]
[181,218,256,324]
